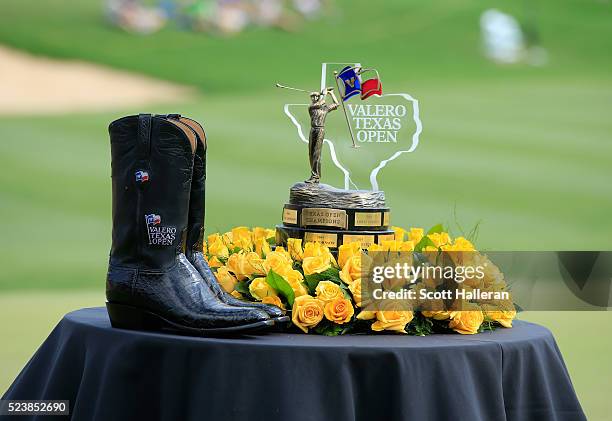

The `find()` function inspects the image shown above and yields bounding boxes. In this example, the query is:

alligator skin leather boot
[106,114,274,334]
[169,115,288,323]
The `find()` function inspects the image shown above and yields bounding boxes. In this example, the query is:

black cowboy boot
[106,114,274,334]
[171,115,288,322]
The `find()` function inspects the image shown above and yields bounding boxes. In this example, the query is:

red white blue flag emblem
[336,66,383,102]
[145,214,161,225]
[135,170,149,182]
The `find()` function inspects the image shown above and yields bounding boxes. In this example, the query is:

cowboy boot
[105,114,273,334]
[171,115,288,322]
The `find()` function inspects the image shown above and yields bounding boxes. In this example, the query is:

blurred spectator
[106,0,331,36]
[106,0,167,34]
[480,9,525,64]
[480,8,548,66]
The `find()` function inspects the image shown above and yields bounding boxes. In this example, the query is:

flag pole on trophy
[333,71,359,148]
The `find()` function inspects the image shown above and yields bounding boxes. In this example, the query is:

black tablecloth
[3,307,585,421]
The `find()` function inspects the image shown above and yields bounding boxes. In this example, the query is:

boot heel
[106,302,161,331]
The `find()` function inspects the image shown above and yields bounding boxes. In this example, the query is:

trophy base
[289,182,386,209]
[276,225,395,250]
[276,182,393,250]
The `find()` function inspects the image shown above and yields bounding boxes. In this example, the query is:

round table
[3,307,585,421]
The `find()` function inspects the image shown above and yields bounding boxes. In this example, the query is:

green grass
[0,291,610,420]
[0,0,611,92]
[1,81,611,289]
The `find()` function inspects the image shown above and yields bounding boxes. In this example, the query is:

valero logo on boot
[145,214,176,246]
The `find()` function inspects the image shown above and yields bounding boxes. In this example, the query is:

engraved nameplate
[304,232,338,247]
[301,208,348,229]
[343,234,376,248]
[283,208,298,225]
[354,212,382,227]
[377,234,395,243]
[383,211,390,226]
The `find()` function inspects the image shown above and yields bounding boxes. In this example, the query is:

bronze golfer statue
[276,83,339,183]
[305,88,339,183]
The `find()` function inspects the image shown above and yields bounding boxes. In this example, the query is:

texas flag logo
[145,214,161,225]
[135,170,149,183]
[336,65,382,101]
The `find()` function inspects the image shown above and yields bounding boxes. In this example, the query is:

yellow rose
[303,242,325,258]
[254,237,271,258]
[302,255,331,275]
[356,310,377,320]
[371,308,414,333]
[368,243,383,252]
[202,241,207,254]
[392,226,406,241]
[287,238,304,262]
[226,253,247,280]
[284,270,309,297]
[421,310,455,320]
[399,241,415,251]
[348,279,363,307]
[315,280,344,302]
[428,232,451,248]
[233,236,253,251]
[274,246,292,260]
[221,231,233,246]
[482,304,516,328]
[265,250,293,276]
[452,236,475,251]
[303,242,337,268]
[324,297,354,324]
[338,241,361,269]
[339,255,361,284]
[243,252,266,276]
[232,226,251,241]
[208,238,229,258]
[249,277,276,301]
[262,294,286,311]
[292,295,325,333]
[449,310,484,334]
[226,252,264,280]
[215,266,237,293]
[230,290,243,300]
[251,227,268,243]
[207,233,221,245]
[207,256,224,268]
[381,240,401,252]
[408,227,424,243]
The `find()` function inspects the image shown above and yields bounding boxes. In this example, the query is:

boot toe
[262,304,285,318]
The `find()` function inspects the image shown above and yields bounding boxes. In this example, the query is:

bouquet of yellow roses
[204,225,516,336]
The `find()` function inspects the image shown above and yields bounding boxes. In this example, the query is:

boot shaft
[165,116,208,255]
[108,114,196,270]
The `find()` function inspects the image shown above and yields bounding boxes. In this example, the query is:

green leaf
[406,313,433,336]
[304,267,343,294]
[414,236,436,252]
[235,280,257,301]
[265,270,296,306]
[235,280,250,295]
[427,223,445,235]
[313,320,344,336]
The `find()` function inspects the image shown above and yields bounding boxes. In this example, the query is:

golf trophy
[275,62,422,250]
